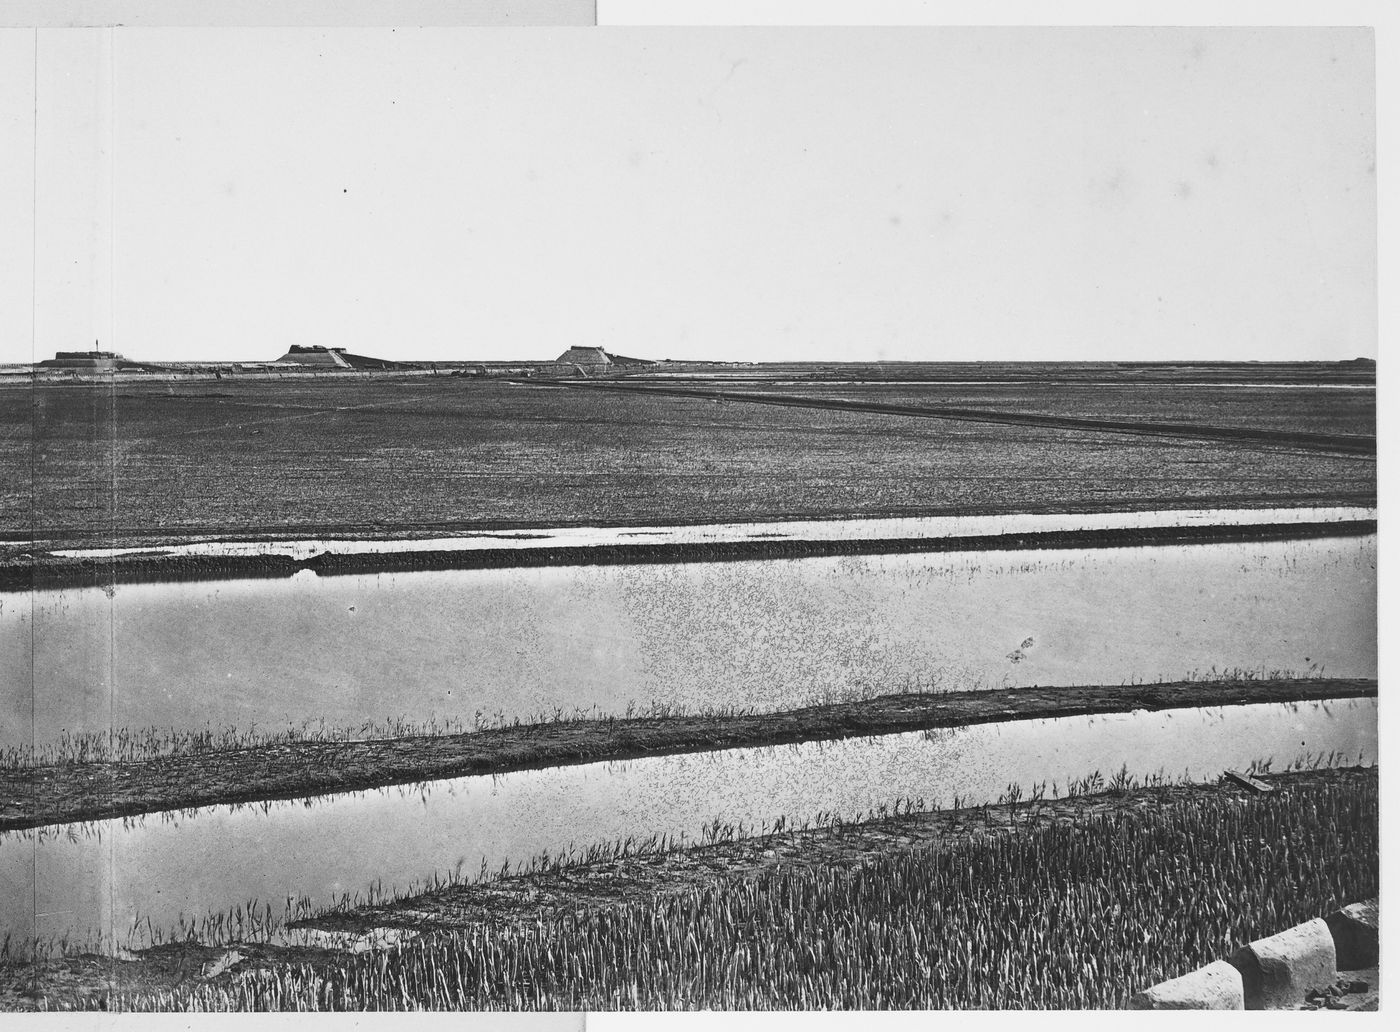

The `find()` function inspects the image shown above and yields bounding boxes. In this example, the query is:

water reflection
[41,504,1374,561]
[1,535,1377,755]
[0,699,1376,956]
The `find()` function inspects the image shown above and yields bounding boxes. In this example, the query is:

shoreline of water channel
[2,510,1376,592]
[0,701,1375,963]
[0,679,1376,833]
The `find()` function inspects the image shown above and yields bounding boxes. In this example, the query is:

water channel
[0,698,1375,956]
[2,530,1376,752]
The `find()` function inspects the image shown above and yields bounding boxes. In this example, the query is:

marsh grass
[3,689,951,769]
[1,667,1355,770]
[0,702,766,769]
[2,745,1371,966]
[1180,663,1326,682]
[78,771,1378,1012]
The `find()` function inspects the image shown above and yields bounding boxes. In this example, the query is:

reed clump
[0,701,766,770]
[101,773,1376,1011]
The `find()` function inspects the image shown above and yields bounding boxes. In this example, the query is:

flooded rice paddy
[1,531,1376,752]
[0,698,1376,956]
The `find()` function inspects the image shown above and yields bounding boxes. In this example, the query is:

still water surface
[0,699,1375,954]
[1,534,1376,751]
[39,505,1371,560]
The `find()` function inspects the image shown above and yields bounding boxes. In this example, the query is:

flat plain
[0,362,1379,1012]
[0,367,1376,550]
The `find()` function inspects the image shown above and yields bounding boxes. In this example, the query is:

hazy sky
[0,27,1377,364]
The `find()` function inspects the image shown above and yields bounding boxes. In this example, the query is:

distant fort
[1,349,1377,389]
[11,344,673,382]
[271,344,658,376]
[37,350,130,372]
[273,345,410,371]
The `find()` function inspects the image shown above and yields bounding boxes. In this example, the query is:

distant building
[551,347,655,376]
[554,346,614,374]
[274,345,354,368]
[273,345,405,371]
[38,350,126,372]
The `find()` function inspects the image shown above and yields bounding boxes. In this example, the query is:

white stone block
[1230,918,1337,1010]
[1128,960,1245,1010]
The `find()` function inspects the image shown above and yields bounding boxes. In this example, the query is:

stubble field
[0,373,1376,549]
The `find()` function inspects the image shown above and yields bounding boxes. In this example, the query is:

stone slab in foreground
[1129,960,1244,1010]
[1326,898,1379,970]
[1230,917,1337,1010]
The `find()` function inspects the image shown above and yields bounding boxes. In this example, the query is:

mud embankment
[0,678,1375,833]
[1,519,1378,592]
[0,767,1375,1012]
[302,765,1378,937]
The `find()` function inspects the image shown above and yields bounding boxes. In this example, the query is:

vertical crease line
[107,26,119,1002]
[29,26,39,986]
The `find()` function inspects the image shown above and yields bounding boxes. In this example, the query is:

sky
[0,26,1378,365]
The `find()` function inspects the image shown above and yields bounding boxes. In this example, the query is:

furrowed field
[0,377,1376,547]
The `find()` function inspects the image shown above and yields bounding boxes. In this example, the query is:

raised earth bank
[0,766,1376,1011]
[0,677,1374,832]
[301,765,1377,940]
[2,518,1377,592]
